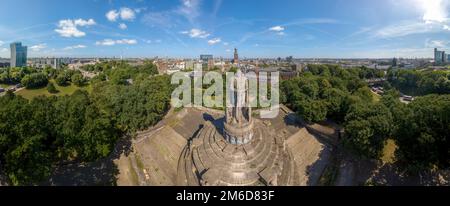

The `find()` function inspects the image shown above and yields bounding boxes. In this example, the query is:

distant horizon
[0,54,437,60]
[0,0,449,59]
[0,54,436,60]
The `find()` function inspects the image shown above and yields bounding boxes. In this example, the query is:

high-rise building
[392,57,398,67]
[29,57,62,69]
[434,48,446,64]
[200,55,213,70]
[233,48,239,64]
[10,42,27,68]
[207,59,214,70]
[200,54,213,61]
[286,56,293,63]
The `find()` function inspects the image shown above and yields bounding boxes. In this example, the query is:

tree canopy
[0,60,171,185]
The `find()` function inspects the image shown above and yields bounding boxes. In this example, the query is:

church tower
[234,48,239,64]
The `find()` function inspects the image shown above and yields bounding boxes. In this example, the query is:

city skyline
[0,0,449,59]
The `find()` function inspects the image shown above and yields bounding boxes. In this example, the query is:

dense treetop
[0,60,172,185]
[281,64,449,172]
[1,62,448,184]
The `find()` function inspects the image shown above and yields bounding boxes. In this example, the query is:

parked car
[15,83,23,89]
[8,87,16,92]
[0,87,4,93]
[403,96,414,101]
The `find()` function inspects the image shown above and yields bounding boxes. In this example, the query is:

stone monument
[177,70,299,186]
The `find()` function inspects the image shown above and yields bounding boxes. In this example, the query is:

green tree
[71,73,85,87]
[55,74,69,86]
[21,73,49,89]
[47,82,58,93]
[394,95,450,172]
[344,102,393,159]
[0,96,56,185]
[0,62,174,185]
[344,120,377,158]
[295,98,328,123]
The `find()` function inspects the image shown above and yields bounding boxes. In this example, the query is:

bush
[55,74,69,86]
[47,82,58,94]
[71,73,86,87]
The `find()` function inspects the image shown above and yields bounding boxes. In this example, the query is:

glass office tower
[10,42,28,68]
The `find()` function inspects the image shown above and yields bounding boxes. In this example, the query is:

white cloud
[0,41,4,47]
[96,39,116,46]
[74,19,96,26]
[392,0,449,23]
[269,26,286,36]
[55,18,96,38]
[269,26,285,32]
[417,0,449,23]
[63,45,87,50]
[226,49,231,52]
[425,39,449,48]
[55,20,85,37]
[116,39,137,44]
[1,48,8,53]
[181,28,210,38]
[142,12,174,28]
[376,0,450,39]
[120,7,136,21]
[96,39,137,46]
[30,44,47,52]
[106,7,136,22]
[350,47,434,58]
[119,23,127,30]
[142,0,200,28]
[208,38,221,45]
[223,42,229,46]
[144,39,161,44]
[374,21,437,38]
[177,0,201,23]
[134,8,146,14]
[106,10,120,22]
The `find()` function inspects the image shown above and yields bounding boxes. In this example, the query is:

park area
[14,80,91,100]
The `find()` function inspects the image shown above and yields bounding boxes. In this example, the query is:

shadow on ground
[283,113,337,186]
[352,159,450,186]
[41,137,133,186]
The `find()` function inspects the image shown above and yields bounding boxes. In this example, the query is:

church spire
[234,48,239,65]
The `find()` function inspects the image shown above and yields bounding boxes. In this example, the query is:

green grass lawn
[15,80,91,100]
[0,83,13,89]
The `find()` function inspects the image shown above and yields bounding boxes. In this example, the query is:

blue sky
[0,0,449,58]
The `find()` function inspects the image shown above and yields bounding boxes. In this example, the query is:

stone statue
[177,69,298,186]
[224,70,254,145]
